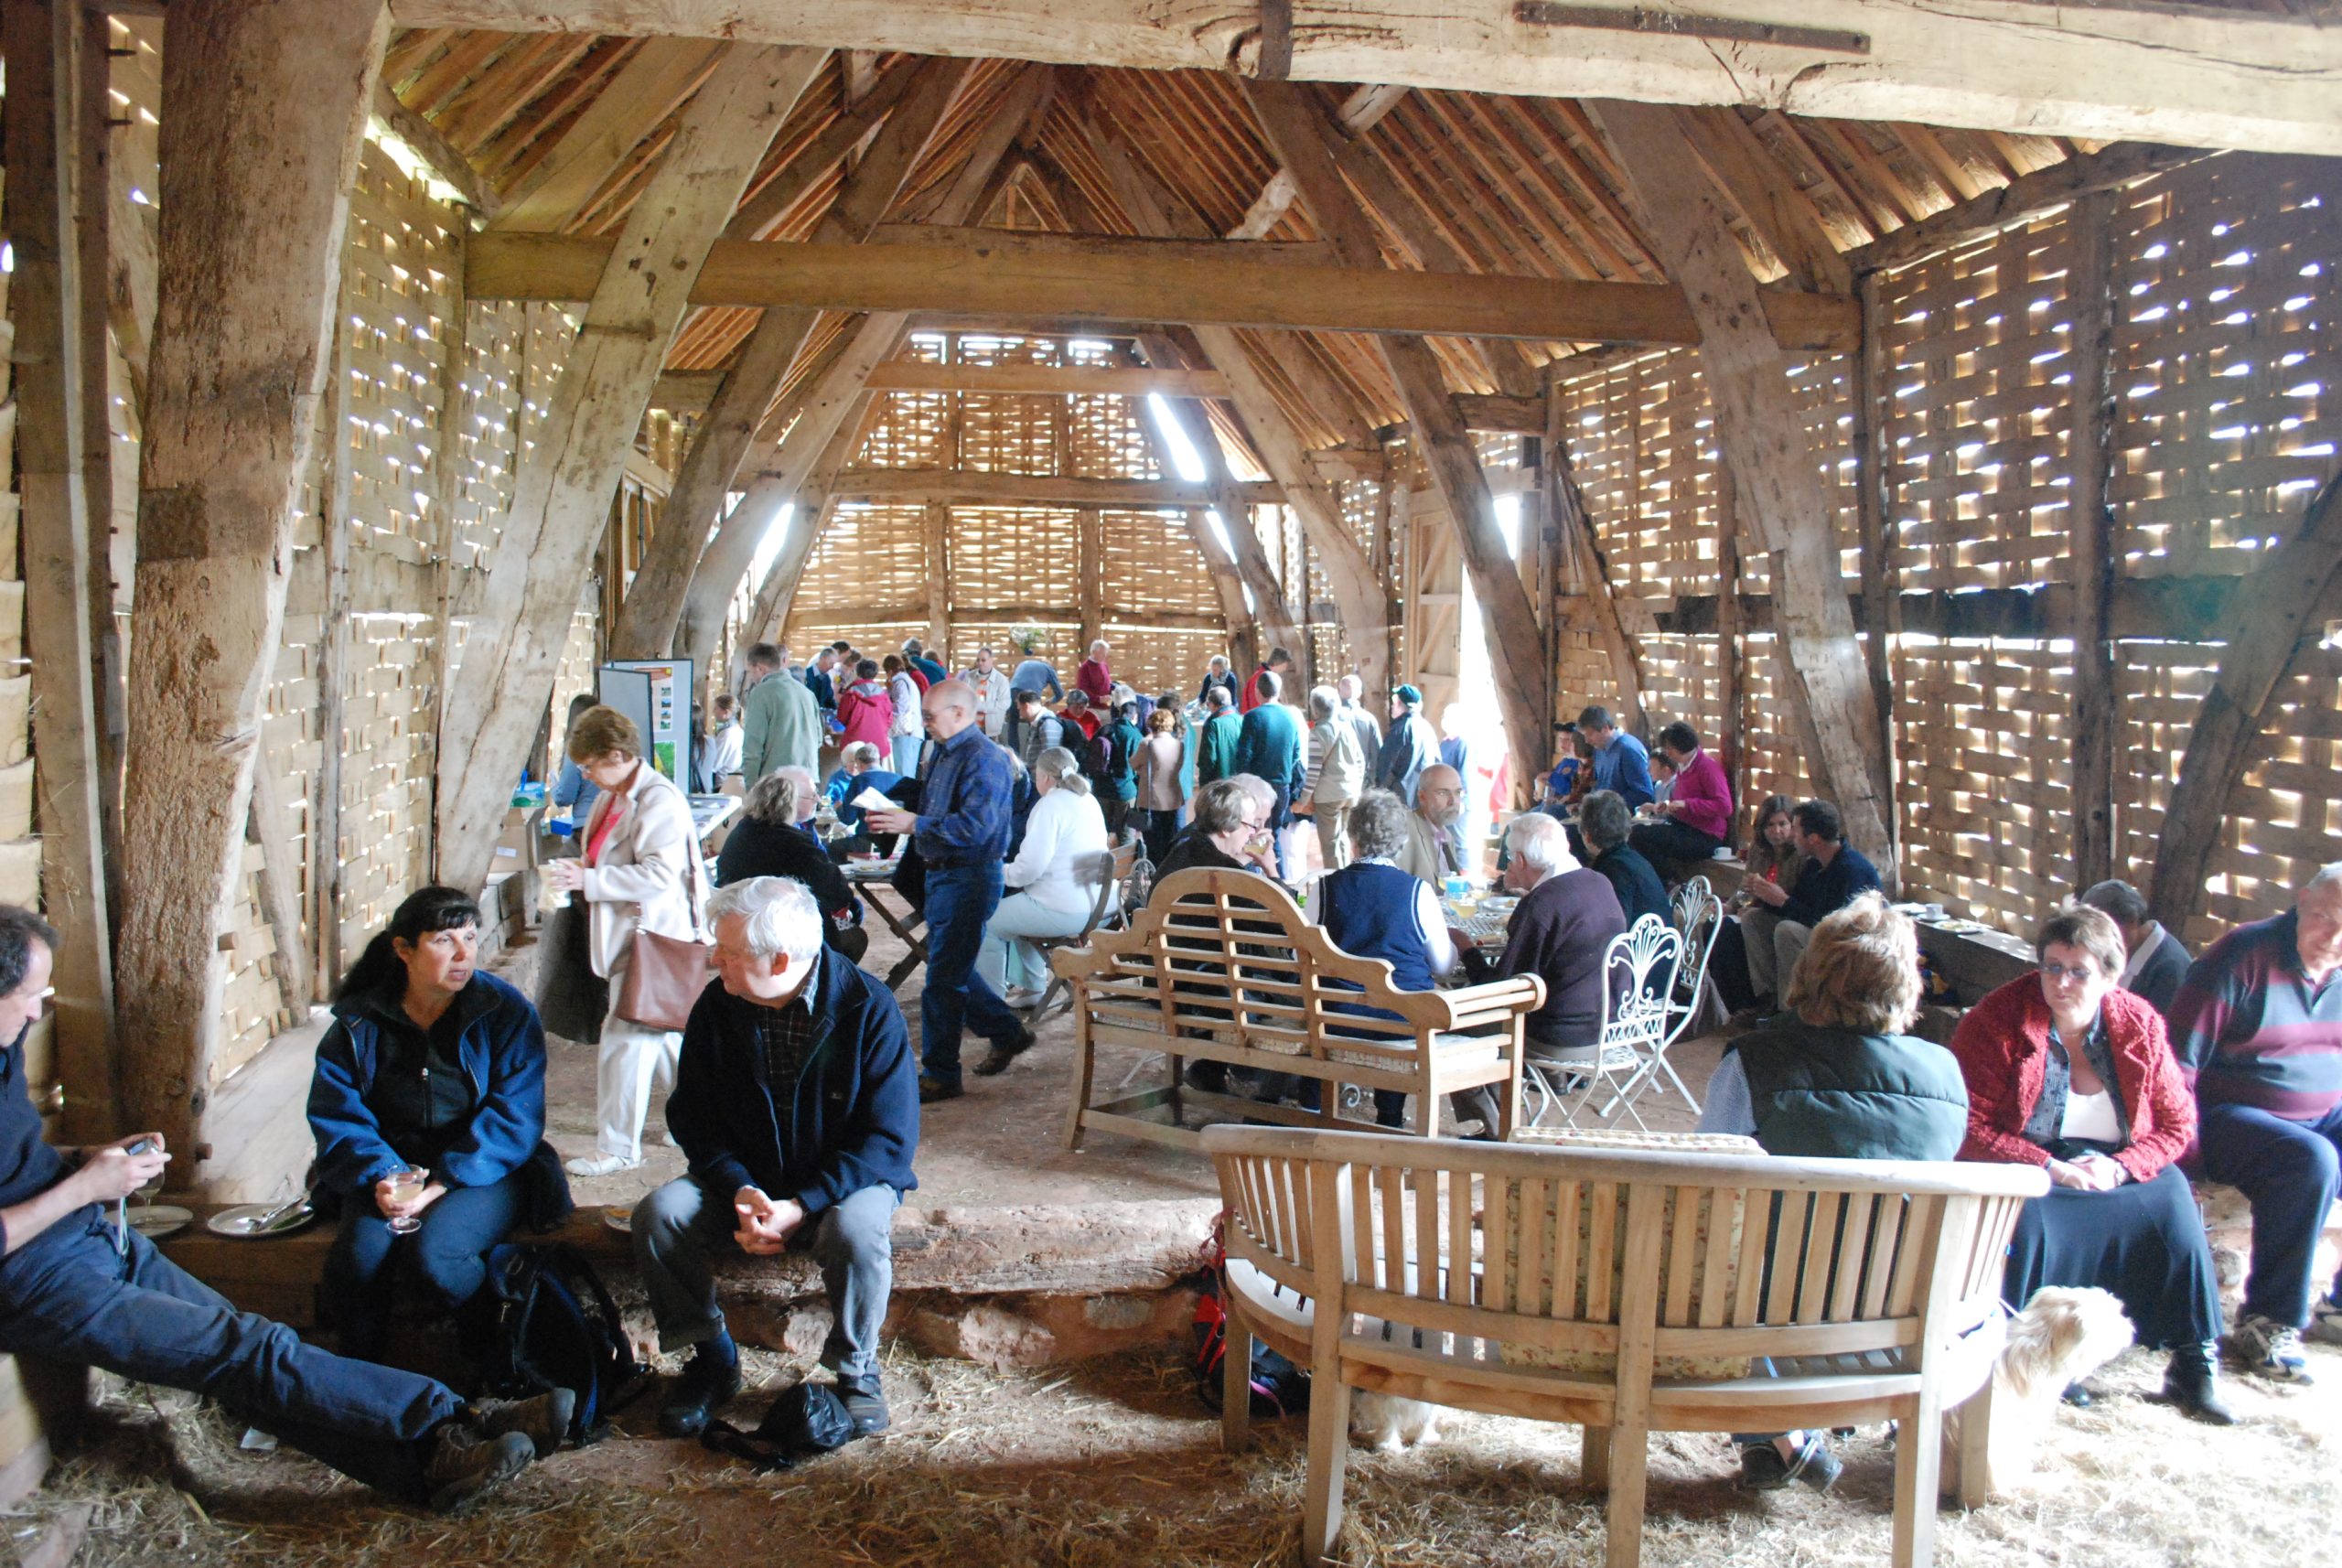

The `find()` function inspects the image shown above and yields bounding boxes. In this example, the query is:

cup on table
[384,1166,429,1235]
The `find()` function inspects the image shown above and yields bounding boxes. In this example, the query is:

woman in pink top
[834,658,895,753]
[1628,720,1735,874]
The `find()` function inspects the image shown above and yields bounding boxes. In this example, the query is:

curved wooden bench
[1056,867,1544,1151]
[1205,1124,2047,1568]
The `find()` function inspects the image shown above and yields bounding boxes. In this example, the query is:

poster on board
[600,659,695,785]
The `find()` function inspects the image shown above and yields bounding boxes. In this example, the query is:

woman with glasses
[308,886,571,1373]
[1949,902,2233,1423]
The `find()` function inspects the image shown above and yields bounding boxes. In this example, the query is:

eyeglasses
[2038,961,2100,983]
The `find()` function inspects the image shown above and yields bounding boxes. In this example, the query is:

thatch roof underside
[382,34,2106,450]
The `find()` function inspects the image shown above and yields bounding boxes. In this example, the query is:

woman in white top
[884,654,925,779]
[979,746,1110,1004]
[539,705,709,1177]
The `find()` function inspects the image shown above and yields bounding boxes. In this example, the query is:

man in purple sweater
[2168,866,2342,1382]
[1452,813,1626,1133]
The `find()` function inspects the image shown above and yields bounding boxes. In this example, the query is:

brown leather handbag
[612,814,714,1033]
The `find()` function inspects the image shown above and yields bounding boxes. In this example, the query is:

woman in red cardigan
[1949,902,2232,1423]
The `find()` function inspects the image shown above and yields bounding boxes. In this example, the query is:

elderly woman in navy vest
[309,886,571,1372]
[1311,789,1461,1129]
[1949,903,2232,1423]
[1699,894,1970,1492]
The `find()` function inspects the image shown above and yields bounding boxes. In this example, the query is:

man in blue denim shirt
[863,680,1035,1101]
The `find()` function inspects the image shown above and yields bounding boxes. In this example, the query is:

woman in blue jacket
[308,886,570,1370]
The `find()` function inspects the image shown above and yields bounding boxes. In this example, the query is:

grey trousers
[632,1175,898,1383]
[1741,908,1815,1001]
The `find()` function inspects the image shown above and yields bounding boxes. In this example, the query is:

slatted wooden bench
[1206,1124,2046,1568]
[1057,867,1544,1151]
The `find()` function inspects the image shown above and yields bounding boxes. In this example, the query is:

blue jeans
[0,1207,460,1501]
[632,1176,897,1383]
[2197,1100,2342,1326]
[325,1170,529,1361]
[891,734,923,779]
[920,862,1024,1088]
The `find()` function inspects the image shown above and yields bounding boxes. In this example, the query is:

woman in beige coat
[1293,685,1366,873]
[540,706,708,1176]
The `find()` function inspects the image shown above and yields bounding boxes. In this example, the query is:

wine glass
[384,1166,430,1235]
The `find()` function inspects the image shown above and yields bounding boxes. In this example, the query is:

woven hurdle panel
[1878,209,2079,593]
[1735,632,1816,809]
[1096,629,1226,700]
[945,505,1081,614]
[1894,637,2074,932]
[2116,637,2342,946]
[859,330,949,470]
[1555,349,1721,602]
[955,333,1061,475]
[782,501,931,638]
[1099,509,1222,623]
[2110,156,2342,577]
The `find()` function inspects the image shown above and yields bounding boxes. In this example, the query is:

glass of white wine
[384,1166,430,1235]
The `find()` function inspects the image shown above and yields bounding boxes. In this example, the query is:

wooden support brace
[1590,96,1896,878]
[2064,195,2121,892]
[2148,471,2342,940]
[435,44,822,897]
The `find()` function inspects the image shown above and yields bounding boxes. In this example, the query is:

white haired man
[1450,814,1627,1133]
[962,646,1013,737]
[2169,865,2342,1380]
[635,877,918,1439]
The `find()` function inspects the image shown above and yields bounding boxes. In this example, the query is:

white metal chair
[1604,875,1723,1115]
[1523,913,1682,1131]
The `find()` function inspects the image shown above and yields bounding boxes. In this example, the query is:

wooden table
[843,857,928,993]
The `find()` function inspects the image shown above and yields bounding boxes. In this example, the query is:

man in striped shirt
[2168,865,2342,1382]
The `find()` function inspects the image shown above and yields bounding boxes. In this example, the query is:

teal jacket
[1735,1022,1970,1162]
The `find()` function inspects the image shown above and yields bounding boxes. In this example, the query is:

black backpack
[480,1243,642,1444]
[700,1383,859,1473]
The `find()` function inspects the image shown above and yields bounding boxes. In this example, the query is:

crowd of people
[4,632,2337,1520]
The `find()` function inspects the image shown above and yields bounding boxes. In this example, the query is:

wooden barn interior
[0,1,2339,1563]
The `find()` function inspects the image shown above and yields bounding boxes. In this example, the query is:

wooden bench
[1057,868,1544,1152]
[1206,1124,2046,1568]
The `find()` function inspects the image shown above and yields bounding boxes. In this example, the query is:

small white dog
[1351,1390,1444,1452]
[1942,1285,2133,1498]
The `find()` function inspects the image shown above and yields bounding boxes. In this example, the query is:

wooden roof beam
[373,80,502,217]
[468,228,1861,349]
[827,468,1286,509]
[489,37,724,233]
[392,0,2342,158]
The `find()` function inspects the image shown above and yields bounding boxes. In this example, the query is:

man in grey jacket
[739,641,822,782]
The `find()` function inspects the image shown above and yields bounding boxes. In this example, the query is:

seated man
[822,741,904,842]
[1738,799,1881,1008]
[1451,814,1626,1134]
[1578,704,1655,811]
[2169,865,2342,1382]
[1579,789,1671,928]
[635,877,918,1437]
[1394,764,1470,887]
[2080,877,2193,1019]
[0,907,573,1512]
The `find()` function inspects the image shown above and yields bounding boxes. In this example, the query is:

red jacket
[1947,974,2196,1184]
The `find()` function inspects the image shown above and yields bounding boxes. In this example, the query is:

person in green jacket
[739,642,822,783]
[1197,685,1243,787]
[1231,671,1307,877]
